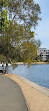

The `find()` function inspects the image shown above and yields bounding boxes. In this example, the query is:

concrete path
[0,75,28,111]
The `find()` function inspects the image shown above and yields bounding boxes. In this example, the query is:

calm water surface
[8,64,49,89]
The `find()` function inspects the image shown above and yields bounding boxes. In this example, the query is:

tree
[0,0,41,73]
[0,0,41,28]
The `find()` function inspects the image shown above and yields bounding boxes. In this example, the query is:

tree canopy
[0,0,41,28]
[0,0,41,72]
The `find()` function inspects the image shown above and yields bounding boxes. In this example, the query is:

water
[8,64,49,89]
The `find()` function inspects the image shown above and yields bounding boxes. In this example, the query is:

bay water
[8,64,49,89]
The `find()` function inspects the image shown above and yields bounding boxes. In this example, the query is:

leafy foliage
[7,0,41,27]
[0,0,41,72]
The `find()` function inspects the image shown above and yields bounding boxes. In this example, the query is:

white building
[37,48,49,61]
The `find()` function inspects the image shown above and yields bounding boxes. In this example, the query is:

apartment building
[37,48,49,61]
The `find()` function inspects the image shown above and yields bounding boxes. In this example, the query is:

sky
[33,0,49,49]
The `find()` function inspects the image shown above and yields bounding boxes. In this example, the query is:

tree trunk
[5,56,8,73]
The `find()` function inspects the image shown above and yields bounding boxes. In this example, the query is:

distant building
[37,48,49,61]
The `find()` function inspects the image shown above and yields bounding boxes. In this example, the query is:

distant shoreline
[12,62,49,65]
[0,62,49,67]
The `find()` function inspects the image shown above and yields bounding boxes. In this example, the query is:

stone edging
[15,75,49,97]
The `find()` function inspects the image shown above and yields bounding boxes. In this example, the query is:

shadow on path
[0,75,28,111]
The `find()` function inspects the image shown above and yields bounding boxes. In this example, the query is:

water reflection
[11,64,18,70]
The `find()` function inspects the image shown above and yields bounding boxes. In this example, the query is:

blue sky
[34,0,49,49]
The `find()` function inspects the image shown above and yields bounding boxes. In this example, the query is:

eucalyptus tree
[0,0,41,73]
[0,0,41,30]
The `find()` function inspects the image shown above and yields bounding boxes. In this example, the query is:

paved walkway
[0,75,28,111]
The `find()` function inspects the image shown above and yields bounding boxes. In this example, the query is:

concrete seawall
[17,75,49,97]
[6,74,49,97]
[5,74,49,111]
